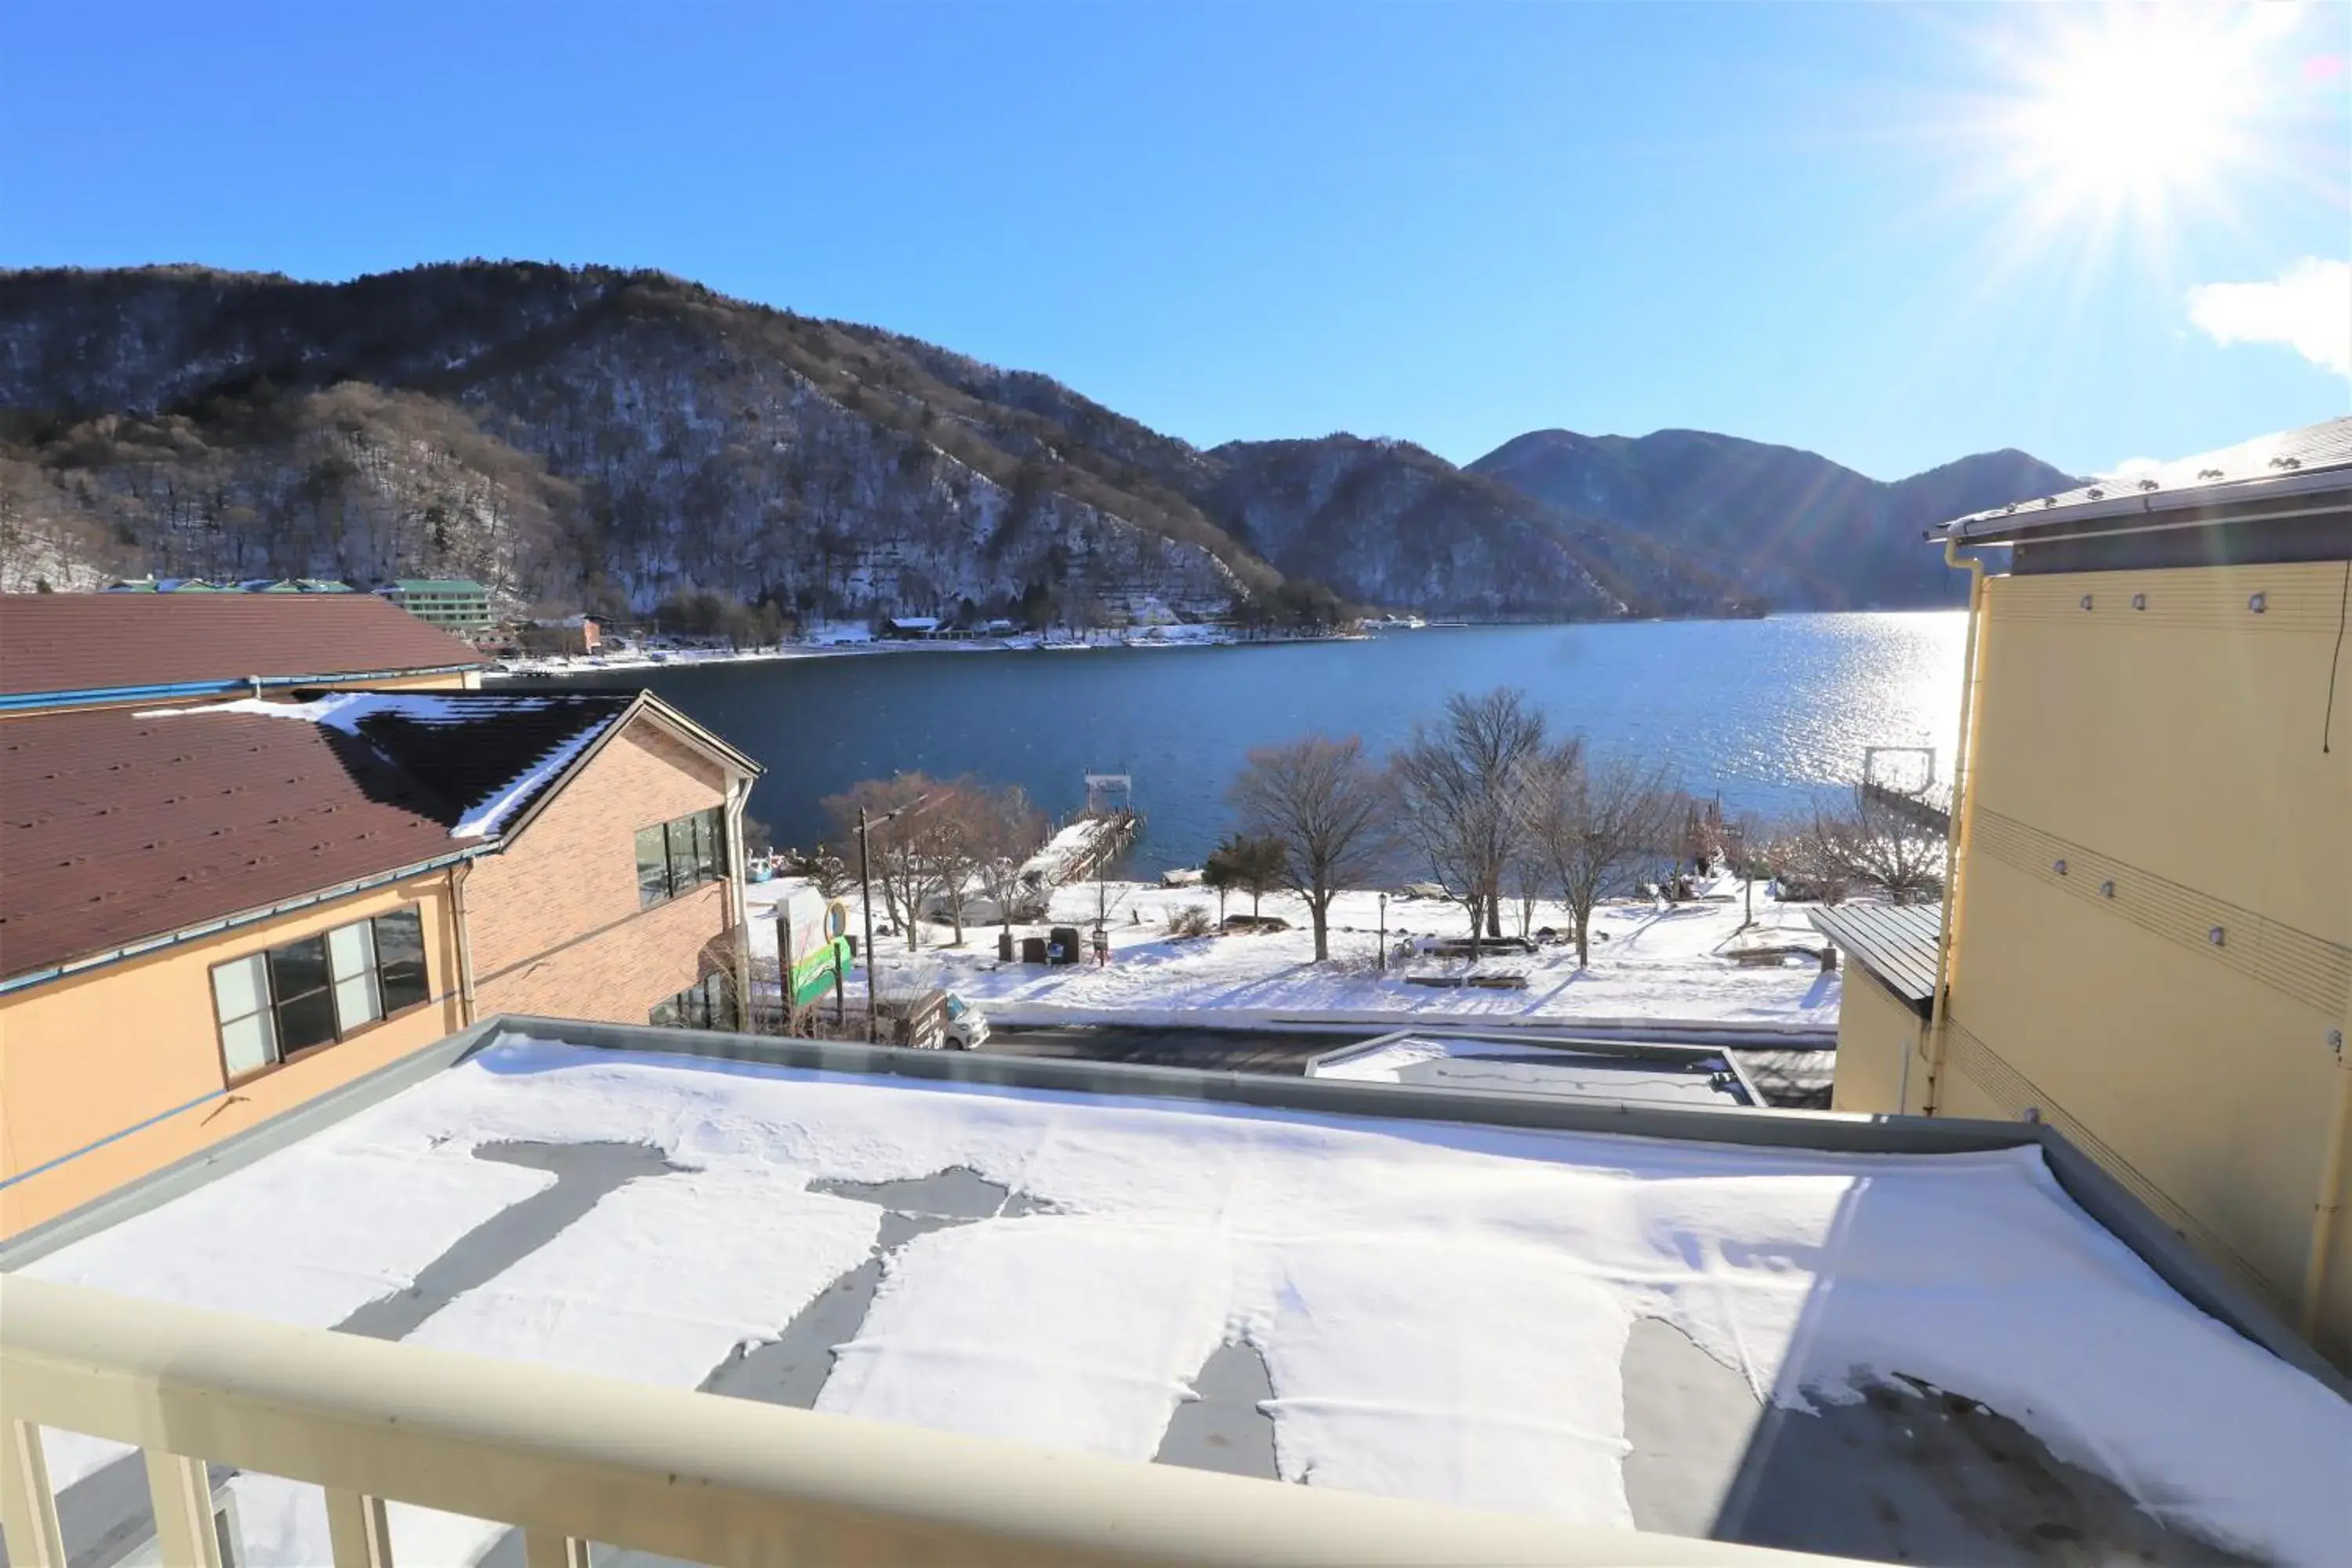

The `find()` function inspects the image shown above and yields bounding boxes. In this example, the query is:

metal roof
[0,693,634,985]
[1306,1029,1761,1107]
[1808,902,1943,1013]
[1934,416,2352,544]
[0,593,488,707]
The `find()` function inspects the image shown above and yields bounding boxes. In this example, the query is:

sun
[2005,6,2259,213]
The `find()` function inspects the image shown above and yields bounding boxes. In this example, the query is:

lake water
[518,612,1965,873]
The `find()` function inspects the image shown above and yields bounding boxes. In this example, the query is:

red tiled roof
[0,693,637,982]
[0,593,488,701]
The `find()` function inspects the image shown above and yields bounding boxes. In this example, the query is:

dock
[1018,812,1138,891]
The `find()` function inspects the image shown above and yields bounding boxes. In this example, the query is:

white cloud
[2100,456,2165,482]
[2187,258,2352,376]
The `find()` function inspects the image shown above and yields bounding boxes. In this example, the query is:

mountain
[1468,428,2082,608]
[0,263,1740,621]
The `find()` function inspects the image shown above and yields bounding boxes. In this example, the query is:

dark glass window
[636,824,672,908]
[374,908,430,1014]
[267,936,337,1053]
[650,971,728,1030]
[637,808,727,908]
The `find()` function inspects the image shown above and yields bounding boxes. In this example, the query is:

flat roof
[1307,1030,1760,1107]
[1934,415,2352,545]
[9,1018,2345,1567]
[1807,903,1943,1014]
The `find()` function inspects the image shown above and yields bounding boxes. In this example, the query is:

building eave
[1934,469,2352,546]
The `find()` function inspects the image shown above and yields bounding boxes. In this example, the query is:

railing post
[1,1419,67,1568]
[143,1449,226,1568]
[524,1531,593,1568]
[325,1487,396,1567]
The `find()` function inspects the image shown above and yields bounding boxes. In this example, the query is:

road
[985,1025,1835,1108]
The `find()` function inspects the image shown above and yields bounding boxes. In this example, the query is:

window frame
[636,806,729,909]
[649,971,729,1031]
[208,906,438,1085]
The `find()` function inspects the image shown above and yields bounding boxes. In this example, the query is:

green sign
[789,935,853,1005]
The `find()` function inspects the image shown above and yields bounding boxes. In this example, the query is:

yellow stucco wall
[1829,965,1928,1115]
[1940,557,2352,1362]
[0,875,467,1239]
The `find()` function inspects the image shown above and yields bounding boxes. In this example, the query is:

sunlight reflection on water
[535,612,1968,868]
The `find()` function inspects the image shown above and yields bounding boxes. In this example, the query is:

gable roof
[0,692,640,986]
[1934,416,2352,545]
[0,593,489,712]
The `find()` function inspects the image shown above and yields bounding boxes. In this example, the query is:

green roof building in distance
[379,579,493,633]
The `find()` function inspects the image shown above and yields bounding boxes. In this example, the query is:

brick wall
[466,718,738,1026]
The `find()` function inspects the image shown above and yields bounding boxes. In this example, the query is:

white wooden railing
[0,1276,1842,1567]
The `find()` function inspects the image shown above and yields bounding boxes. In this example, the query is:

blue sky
[4,2,2345,480]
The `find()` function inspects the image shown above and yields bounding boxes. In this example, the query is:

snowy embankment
[749,875,1842,1035]
[27,1038,2352,1565]
[484,622,1252,680]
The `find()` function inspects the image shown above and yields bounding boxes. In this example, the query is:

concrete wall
[1828,967,1926,1115]
[467,717,738,1026]
[0,875,466,1236]
[1940,557,2352,1362]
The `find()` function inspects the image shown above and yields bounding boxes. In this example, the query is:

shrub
[1164,903,1214,939]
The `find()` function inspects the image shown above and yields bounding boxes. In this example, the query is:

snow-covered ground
[26,1037,2350,1564]
[484,622,1261,679]
[749,874,1842,1033]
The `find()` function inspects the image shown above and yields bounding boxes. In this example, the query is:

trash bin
[1021,935,1050,965]
[998,930,1015,962]
[1049,925,1081,965]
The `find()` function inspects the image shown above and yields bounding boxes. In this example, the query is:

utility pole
[1378,892,1388,973]
[858,807,877,1043]
[855,793,935,1044]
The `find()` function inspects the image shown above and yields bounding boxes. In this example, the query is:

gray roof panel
[1936,416,2352,544]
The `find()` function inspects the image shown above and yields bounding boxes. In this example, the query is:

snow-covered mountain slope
[0,264,1751,619]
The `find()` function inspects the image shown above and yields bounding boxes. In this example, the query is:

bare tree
[971,783,1049,933]
[1813,786,1945,905]
[1532,750,1679,967]
[915,785,995,946]
[1389,688,1559,958]
[1231,735,1392,960]
[820,773,945,949]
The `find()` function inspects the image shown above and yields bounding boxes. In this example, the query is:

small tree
[1204,833,1287,921]
[1230,735,1392,960]
[1532,750,1679,967]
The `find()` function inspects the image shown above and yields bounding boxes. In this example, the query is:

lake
[516,612,1965,873]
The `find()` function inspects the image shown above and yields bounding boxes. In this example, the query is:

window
[650,971,729,1030]
[635,808,727,908]
[375,907,430,1014]
[209,908,433,1077]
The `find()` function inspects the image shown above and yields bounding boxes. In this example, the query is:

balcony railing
[1,1275,1841,1567]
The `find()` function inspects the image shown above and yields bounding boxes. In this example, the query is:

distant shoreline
[485,606,1963,682]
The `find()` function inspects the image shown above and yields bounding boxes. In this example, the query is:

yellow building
[1824,415,2352,1367]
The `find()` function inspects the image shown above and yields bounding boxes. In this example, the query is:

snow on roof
[139,691,627,840]
[1938,414,2352,542]
[1306,1033,1756,1107]
[23,1036,2350,1566]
